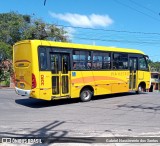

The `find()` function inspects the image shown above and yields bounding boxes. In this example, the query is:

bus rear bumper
[15,87,31,97]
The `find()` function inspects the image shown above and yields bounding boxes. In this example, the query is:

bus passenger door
[50,53,70,98]
[129,57,138,90]
[60,54,70,97]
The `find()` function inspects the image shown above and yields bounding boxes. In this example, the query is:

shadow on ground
[118,104,160,111]
[0,121,96,145]
[15,98,80,108]
[92,92,141,101]
[15,92,145,108]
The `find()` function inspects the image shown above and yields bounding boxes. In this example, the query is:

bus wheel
[136,84,146,94]
[80,89,92,102]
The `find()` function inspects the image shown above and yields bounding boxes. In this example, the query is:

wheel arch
[136,81,146,93]
[80,85,94,96]
[138,81,146,90]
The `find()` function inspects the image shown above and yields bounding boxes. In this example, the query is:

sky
[1,0,160,61]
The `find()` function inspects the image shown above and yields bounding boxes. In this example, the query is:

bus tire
[136,86,142,94]
[80,88,92,102]
[136,84,146,94]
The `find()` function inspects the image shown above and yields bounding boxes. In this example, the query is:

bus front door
[50,53,70,98]
[129,57,138,90]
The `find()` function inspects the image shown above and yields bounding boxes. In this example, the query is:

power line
[61,26,160,58]
[74,31,160,42]
[56,24,160,35]
[113,0,160,22]
[75,30,160,40]
[73,36,160,45]
[55,24,160,46]
[129,0,158,15]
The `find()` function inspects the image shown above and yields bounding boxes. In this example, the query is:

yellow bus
[13,40,151,101]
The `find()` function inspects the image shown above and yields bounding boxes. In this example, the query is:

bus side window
[87,62,92,69]
[72,51,79,70]
[113,53,128,69]
[87,52,92,69]
[72,50,91,70]
[50,54,58,73]
[62,55,69,74]
[139,57,148,70]
[93,52,103,70]
[39,47,47,70]
[73,62,77,69]
[103,53,111,69]
[113,53,119,69]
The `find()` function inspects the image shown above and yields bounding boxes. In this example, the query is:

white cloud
[49,12,113,28]
[64,27,76,39]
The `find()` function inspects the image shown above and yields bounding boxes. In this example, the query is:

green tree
[22,19,68,41]
[0,12,69,45]
[0,42,13,83]
[0,42,12,61]
[0,12,69,83]
[0,12,28,45]
[148,59,160,72]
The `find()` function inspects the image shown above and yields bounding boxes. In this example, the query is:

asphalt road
[0,89,160,146]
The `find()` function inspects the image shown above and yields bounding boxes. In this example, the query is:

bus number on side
[41,75,44,86]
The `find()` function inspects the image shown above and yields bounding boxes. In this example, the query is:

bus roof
[14,40,145,55]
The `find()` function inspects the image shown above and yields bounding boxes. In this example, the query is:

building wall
[150,72,160,92]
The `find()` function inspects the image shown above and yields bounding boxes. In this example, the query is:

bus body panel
[70,70,130,97]
[39,71,52,100]
[137,70,151,90]
[14,42,32,91]
[110,71,129,93]
[13,40,151,101]
[70,71,84,98]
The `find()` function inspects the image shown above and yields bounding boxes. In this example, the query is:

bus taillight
[32,73,37,89]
